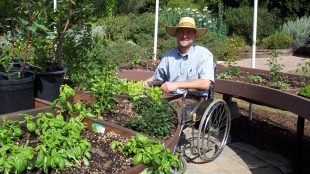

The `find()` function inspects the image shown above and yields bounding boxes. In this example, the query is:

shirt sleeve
[153,57,168,81]
[198,53,214,82]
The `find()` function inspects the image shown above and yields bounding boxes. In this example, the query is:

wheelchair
[149,81,231,173]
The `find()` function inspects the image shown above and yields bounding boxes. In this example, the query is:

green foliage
[97,16,130,41]
[248,75,265,84]
[166,0,200,9]
[298,85,310,99]
[216,72,231,80]
[196,31,226,61]
[104,40,147,67]
[117,81,163,103]
[267,51,284,80]
[226,66,241,77]
[111,134,182,174]
[298,62,310,76]
[224,6,279,44]
[259,32,293,49]
[281,16,310,50]
[222,35,246,62]
[127,97,176,137]
[271,81,291,89]
[160,7,227,38]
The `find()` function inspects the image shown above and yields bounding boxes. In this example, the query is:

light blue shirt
[153,45,214,97]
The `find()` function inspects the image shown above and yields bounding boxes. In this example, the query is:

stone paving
[183,141,294,174]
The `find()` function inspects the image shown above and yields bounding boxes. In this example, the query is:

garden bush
[104,39,147,67]
[281,16,310,50]
[224,6,279,44]
[97,15,131,41]
[259,32,293,49]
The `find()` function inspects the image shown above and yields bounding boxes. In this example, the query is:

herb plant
[267,51,284,81]
[127,97,176,137]
[248,75,265,84]
[271,81,291,89]
[298,85,310,99]
[111,134,182,174]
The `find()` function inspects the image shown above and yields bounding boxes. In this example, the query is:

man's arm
[160,79,211,93]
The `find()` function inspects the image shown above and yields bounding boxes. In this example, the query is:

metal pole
[249,0,258,121]
[53,0,57,11]
[153,0,159,61]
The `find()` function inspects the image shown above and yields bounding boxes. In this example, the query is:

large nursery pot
[0,71,35,114]
[35,67,67,102]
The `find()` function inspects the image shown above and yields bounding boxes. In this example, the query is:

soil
[217,66,310,90]
[230,105,310,173]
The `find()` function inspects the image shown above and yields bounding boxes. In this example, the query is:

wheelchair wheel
[197,99,231,162]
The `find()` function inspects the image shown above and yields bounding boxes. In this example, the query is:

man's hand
[161,82,179,93]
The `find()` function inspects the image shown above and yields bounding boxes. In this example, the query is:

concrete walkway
[233,55,309,73]
[178,126,294,174]
[185,142,293,174]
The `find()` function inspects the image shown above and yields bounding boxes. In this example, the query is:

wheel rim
[198,99,231,162]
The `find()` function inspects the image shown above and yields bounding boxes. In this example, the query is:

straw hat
[166,17,207,37]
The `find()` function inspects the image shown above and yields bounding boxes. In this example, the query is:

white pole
[251,0,258,69]
[53,0,57,11]
[249,0,258,121]
[153,0,159,61]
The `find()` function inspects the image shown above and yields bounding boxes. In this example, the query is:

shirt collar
[177,45,195,60]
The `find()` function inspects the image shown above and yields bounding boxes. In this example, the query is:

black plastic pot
[35,67,67,102]
[0,71,35,114]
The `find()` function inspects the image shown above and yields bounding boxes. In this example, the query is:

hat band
[177,22,196,28]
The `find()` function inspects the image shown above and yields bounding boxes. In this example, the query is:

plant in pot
[30,0,94,102]
[0,0,45,114]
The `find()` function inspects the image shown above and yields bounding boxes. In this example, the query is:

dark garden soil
[230,105,310,173]
[23,131,131,174]
[217,66,309,89]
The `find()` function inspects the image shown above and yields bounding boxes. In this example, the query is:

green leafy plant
[267,51,284,81]
[31,0,94,72]
[127,97,176,137]
[216,72,231,80]
[226,66,241,77]
[259,32,293,49]
[271,81,291,89]
[298,85,310,99]
[248,75,265,84]
[111,134,182,174]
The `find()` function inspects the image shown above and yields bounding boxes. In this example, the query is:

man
[145,16,214,99]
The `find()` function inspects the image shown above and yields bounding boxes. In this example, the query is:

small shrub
[221,35,246,62]
[281,16,310,50]
[267,51,284,80]
[248,75,265,84]
[127,97,176,137]
[104,40,146,67]
[298,85,310,99]
[216,72,231,80]
[259,32,293,49]
[227,66,241,77]
[271,81,291,89]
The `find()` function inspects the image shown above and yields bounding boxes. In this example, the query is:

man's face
[176,28,196,48]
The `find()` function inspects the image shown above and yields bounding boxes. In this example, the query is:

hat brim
[166,26,207,38]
